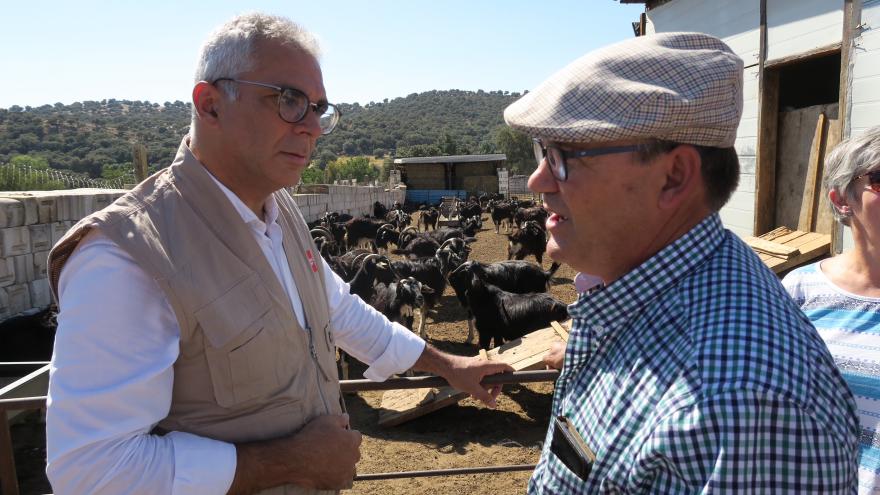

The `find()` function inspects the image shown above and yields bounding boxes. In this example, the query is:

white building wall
[646,0,760,236]
[766,0,843,62]
[841,0,880,251]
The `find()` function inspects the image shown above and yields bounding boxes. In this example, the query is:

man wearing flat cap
[507,32,859,493]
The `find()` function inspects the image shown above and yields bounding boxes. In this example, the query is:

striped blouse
[784,261,880,495]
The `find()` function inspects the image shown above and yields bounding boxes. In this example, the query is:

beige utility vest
[49,141,343,495]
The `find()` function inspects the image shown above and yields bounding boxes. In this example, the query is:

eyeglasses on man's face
[532,138,641,182]
[213,78,340,134]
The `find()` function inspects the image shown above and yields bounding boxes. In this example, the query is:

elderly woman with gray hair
[783,125,880,495]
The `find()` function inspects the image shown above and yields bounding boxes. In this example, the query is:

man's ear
[192,81,222,125]
[657,144,702,210]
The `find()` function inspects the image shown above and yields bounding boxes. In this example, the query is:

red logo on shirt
[306,250,319,273]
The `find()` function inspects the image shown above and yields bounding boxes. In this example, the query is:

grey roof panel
[393,154,506,164]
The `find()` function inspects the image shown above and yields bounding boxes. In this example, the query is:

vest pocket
[197,273,294,408]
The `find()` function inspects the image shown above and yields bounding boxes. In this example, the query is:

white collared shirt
[46,171,425,495]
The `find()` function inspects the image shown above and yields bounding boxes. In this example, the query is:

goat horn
[310,228,333,240]
[400,226,418,236]
[379,223,396,231]
[438,238,458,251]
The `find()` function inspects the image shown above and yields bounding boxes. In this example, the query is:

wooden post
[754,0,779,236]
[0,410,20,495]
[132,143,148,183]
[832,0,860,254]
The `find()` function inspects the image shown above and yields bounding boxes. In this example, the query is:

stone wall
[293,184,406,222]
[0,184,406,319]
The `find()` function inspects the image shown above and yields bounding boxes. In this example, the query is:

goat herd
[307,196,570,369]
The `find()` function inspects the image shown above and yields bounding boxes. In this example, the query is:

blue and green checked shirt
[529,214,860,494]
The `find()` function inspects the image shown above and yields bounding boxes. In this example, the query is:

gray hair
[823,126,880,226]
[191,13,321,118]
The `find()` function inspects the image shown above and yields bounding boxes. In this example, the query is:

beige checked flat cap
[504,32,744,148]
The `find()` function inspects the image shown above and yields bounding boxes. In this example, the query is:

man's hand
[229,413,362,494]
[413,345,514,408]
[543,341,566,370]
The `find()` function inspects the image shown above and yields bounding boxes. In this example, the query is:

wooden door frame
[753,0,859,239]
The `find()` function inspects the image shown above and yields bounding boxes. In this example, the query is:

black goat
[459,202,482,221]
[347,255,398,302]
[466,264,568,350]
[489,201,516,233]
[344,217,384,250]
[385,209,411,229]
[448,260,561,344]
[374,224,400,254]
[391,249,462,311]
[0,306,58,377]
[373,201,388,219]
[419,208,439,231]
[508,220,547,263]
[329,249,374,281]
[514,207,549,230]
[371,277,434,338]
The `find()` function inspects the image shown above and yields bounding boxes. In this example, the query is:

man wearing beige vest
[45,13,512,495]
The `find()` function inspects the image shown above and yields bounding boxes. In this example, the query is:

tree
[325,156,378,183]
[10,154,50,169]
[494,125,534,174]
[300,166,325,184]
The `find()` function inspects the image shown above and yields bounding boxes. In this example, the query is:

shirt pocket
[196,272,290,408]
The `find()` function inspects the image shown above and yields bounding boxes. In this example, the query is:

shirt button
[592,325,604,333]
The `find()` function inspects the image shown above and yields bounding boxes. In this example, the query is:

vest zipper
[306,323,331,414]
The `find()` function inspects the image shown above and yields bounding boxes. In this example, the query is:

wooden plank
[550,321,569,343]
[743,236,800,258]
[378,325,567,427]
[765,234,831,273]
[797,112,826,232]
[815,117,842,236]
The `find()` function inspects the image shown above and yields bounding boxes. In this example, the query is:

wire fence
[0,163,131,191]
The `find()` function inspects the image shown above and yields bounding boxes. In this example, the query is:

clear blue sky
[0,1,645,109]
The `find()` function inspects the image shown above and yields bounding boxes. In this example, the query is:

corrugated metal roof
[393,154,506,165]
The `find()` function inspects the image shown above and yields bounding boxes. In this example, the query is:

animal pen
[393,154,506,205]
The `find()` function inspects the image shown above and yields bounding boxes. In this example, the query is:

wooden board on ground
[752,226,830,273]
[378,322,570,427]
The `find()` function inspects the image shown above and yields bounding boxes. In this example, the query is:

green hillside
[0,89,535,183]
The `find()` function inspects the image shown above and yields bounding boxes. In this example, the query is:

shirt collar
[203,166,280,235]
[574,272,605,293]
[569,213,727,338]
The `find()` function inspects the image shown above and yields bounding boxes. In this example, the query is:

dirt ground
[11,212,579,495]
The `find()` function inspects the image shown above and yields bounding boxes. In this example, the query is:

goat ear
[420,285,435,294]
[464,237,477,243]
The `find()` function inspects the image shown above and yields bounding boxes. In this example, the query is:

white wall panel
[766,0,842,62]
[849,0,880,137]
[646,0,760,66]
[843,0,880,251]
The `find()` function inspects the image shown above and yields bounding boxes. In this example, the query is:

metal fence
[0,163,131,191]
[0,370,559,494]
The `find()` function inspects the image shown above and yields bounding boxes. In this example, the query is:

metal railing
[0,370,559,493]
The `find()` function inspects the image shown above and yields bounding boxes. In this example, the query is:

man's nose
[528,157,559,194]
[294,108,324,138]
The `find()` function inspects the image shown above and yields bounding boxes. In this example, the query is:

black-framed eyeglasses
[213,78,340,134]
[855,169,880,193]
[532,138,641,182]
